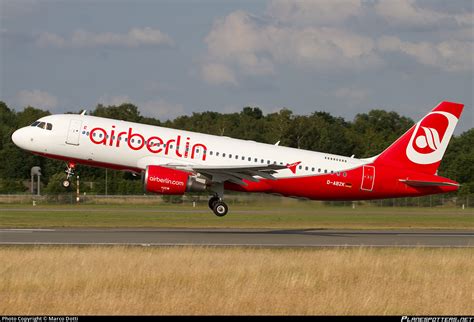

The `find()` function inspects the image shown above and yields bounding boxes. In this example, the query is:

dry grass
[1,246,472,315]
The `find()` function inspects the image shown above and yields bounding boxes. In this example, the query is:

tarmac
[1,228,473,247]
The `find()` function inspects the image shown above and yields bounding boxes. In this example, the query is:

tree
[0,100,472,197]
[351,110,413,157]
[439,129,474,192]
[92,103,142,122]
[16,106,50,127]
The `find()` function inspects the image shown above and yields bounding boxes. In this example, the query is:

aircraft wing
[166,163,288,186]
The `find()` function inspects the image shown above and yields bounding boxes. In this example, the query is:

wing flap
[165,163,287,184]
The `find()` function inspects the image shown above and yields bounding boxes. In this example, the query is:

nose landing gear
[62,162,76,188]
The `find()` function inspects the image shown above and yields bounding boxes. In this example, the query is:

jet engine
[144,165,207,195]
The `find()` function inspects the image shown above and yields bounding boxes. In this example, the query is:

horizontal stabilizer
[399,179,459,187]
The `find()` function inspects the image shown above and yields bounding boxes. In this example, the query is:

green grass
[0,202,473,229]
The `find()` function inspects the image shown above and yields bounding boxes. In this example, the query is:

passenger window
[223,153,226,157]
[216,152,219,156]
[241,156,245,160]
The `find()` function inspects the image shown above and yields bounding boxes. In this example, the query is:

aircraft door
[66,120,82,146]
[361,165,375,191]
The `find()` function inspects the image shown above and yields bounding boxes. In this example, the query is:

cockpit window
[30,121,53,130]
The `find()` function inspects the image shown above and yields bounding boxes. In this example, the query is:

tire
[62,180,70,188]
[208,196,219,210]
[212,201,228,217]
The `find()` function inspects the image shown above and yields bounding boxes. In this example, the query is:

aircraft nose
[11,127,29,149]
[11,129,21,146]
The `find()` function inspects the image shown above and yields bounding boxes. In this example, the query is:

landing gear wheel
[212,201,228,217]
[208,196,220,210]
[62,162,76,189]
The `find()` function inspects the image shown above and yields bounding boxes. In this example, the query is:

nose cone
[11,128,29,150]
[11,129,20,146]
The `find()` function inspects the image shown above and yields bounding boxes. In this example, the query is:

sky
[1,0,473,133]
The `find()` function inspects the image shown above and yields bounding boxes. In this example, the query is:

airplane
[11,101,463,217]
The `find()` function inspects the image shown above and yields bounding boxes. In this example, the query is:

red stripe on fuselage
[225,164,458,200]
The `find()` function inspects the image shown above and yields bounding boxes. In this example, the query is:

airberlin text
[89,126,207,161]
[149,176,185,186]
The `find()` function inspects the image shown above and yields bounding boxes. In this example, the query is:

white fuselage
[12,114,368,178]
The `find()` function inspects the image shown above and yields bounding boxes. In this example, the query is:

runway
[1,228,473,247]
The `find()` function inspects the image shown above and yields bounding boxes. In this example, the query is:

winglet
[286,161,301,174]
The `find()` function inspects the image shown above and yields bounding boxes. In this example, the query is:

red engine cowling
[144,165,207,195]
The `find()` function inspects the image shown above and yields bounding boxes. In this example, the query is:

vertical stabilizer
[374,101,463,174]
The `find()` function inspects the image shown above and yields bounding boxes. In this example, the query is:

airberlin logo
[88,126,207,161]
[406,111,458,164]
[149,176,185,186]
[415,126,441,151]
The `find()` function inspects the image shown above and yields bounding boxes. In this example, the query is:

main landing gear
[62,162,76,188]
[208,194,228,217]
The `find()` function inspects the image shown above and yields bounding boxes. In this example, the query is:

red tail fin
[374,101,464,175]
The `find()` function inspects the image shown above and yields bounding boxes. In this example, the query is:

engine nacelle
[144,165,207,195]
